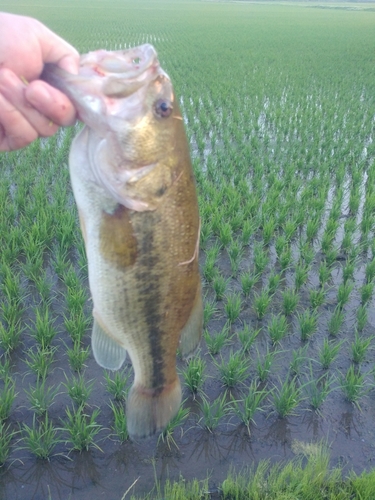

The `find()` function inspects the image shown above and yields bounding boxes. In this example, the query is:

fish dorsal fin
[92,319,127,370]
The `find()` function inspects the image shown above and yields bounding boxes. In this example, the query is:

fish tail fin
[179,284,203,358]
[92,319,127,370]
[126,378,182,439]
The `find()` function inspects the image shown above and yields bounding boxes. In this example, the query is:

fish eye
[132,57,141,64]
[154,99,173,118]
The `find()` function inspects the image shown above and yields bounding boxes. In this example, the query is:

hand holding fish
[0,13,79,151]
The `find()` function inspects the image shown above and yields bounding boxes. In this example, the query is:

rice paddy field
[1,0,375,498]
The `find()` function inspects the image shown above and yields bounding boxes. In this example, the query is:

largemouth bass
[42,44,202,439]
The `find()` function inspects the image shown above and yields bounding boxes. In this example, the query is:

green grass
[21,414,61,460]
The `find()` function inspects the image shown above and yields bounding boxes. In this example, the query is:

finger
[0,92,38,151]
[38,24,80,75]
[0,68,59,137]
[25,80,77,127]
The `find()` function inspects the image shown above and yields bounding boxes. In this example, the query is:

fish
[42,44,202,439]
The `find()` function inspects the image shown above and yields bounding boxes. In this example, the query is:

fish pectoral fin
[179,283,203,358]
[92,319,127,370]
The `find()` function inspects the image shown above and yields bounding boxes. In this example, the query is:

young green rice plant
[216,351,249,388]
[309,287,327,310]
[240,271,260,297]
[365,258,375,283]
[268,314,288,345]
[109,401,128,442]
[256,346,278,382]
[275,235,287,257]
[283,218,298,242]
[0,320,23,355]
[356,305,368,331]
[297,309,319,341]
[212,273,230,301]
[63,265,81,290]
[34,270,52,303]
[203,298,217,327]
[281,288,299,316]
[231,380,269,434]
[158,404,189,450]
[351,331,373,364]
[273,376,304,418]
[63,372,94,407]
[241,218,256,245]
[0,420,17,465]
[219,221,232,247]
[306,217,320,242]
[267,271,281,295]
[62,406,102,452]
[341,232,352,254]
[204,324,231,356]
[104,368,130,401]
[294,263,310,290]
[319,338,343,370]
[337,282,353,310]
[342,260,355,284]
[238,325,261,353]
[263,217,276,245]
[253,288,272,320]
[183,355,206,395]
[318,261,331,288]
[30,306,57,350]
[22,413,60,460]
[198,393,228,432]
[0,377,17,421]
[360,282,374,305]
[66,285,87,316]
[224,292,242,323]
[308,372,335,412]
[64,311,91,344]
[24,380,60,416]
[202,253,218,283]
[22,250,44,282]
[253,242,269,275]
[325,247,338,268]
[289,344,309,376]
[0,357,11,380]
[228,238,244,276]
[0,296,24,329]
[339,365,369,408]
[66,341,90,372]
[299,241,315,265]
[279,247,292,273]
[328,307,345,337]
[53,245,70,277]
[25,346,57,380]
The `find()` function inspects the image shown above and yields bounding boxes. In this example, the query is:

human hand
[0,12,80,151]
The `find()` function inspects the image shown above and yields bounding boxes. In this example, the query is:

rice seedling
[30,306,57,350]
[268,314,288,345]
[62,406,102,452]
[53,245,70,277]
[231,380,269,434]
[0,421,17,465]
[281,288,299,316]
[0,377,17,421]
[356,305,367,331]
[104,369,130,401]
[253,288,272,319]
[0,297,25,329]
[289,344,309,376]
[64,311,91,343]
[21,414,61,460]
[297,309,318,341]
[66,341,90,372]
[342,260,355,284]
[328,307,345,337]
[183,355,206,395]
[263,217,276,245]
[253,242,269,275]
[318,261,331,288]
[204,324,231,356]
[198,393,228,432]
[212,273,230,301]
[256,347,278,382]
[365,258,375,283]
[0,357,11,380]
[299,241,315,265]
[273,376,304,418]
[308,373,335,412]
[309,287,327,310]
[24,380,60,416]
[337,282,353,310]
[228,238,244,276]
[0,320,23,354]
[275,235,287,257]
[294,263,310,290]
[216,351,249,388]
[339,365,369,408]
[219,222,232,247]
[224,292,242,323]
[158,405,189,450]
[238,325,261,353]
[319,338,343,370]
[63,373,94,407]
[267,271,282,295]
[241,218,256,245]
[351,332,373,364]
[109,401,128,442]
[203,299,217,327]
[279,247,292,273]
[25,346,57,380]
[240,271,260,297]
[360,282,374,305]
[202,254,218,283]
[66,286,87,316]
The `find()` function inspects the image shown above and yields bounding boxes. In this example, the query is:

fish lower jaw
[126,378,182,440]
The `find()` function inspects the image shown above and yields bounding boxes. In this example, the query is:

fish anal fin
[179,283,203,358]
[126,378,181,439]
[92,318,127,371]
